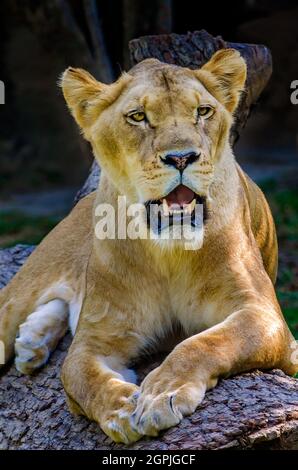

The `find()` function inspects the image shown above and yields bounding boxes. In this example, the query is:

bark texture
[1,31,297,450]
[0,329,297,450]
[0,244,35,290]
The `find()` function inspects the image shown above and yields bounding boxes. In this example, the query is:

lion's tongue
[165,185,195,208]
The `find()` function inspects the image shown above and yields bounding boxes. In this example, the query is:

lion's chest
[172,293,220,335]
[165,275,221,335]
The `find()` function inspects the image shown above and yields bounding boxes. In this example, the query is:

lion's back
[237,165,278,283]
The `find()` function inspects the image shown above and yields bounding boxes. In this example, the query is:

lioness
[0,49,297,444]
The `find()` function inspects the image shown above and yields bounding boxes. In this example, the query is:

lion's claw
[101,405,142,444]
[131,368,206,437]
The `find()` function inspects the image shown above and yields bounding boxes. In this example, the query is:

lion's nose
[161,150,200,171]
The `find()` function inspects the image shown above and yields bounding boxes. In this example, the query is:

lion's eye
[128,111,146,122]
[197,106,214,119]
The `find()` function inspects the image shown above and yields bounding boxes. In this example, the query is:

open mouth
[145,184,207,233]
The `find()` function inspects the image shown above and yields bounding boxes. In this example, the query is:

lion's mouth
[145,184,207,233]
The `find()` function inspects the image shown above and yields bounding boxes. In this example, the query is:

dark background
[0,0,297,334]
[0,0,297,196]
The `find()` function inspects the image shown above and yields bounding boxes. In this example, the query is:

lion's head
[61,49,246,247]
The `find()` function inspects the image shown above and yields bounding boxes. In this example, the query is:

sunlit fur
[0,50,297,445]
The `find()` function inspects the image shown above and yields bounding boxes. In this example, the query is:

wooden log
[73,160,101,204]
[0,244,35,290]
[0,328,297,449]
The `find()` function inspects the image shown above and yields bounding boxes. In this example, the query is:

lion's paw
[15,335,50,374]
[101,394,142,444]
[131,368,206,436]
[15,299,68,374]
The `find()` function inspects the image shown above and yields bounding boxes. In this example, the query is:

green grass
[261,181,298,340]
[0,210,60,248]
[277,292,298,339]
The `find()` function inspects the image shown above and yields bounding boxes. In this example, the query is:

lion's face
[62,50,246,244]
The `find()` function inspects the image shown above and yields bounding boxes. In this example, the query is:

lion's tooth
[183,199,195,215]
[184,204,191,215]
[162,199,169,216]
[190,198,196,212]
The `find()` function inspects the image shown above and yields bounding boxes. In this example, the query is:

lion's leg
[61,334,143,444]
[15,299,68,374]
[132,303,298,437]
[0,193,93,368]
[61,266,146,444]
[0,277,81,370]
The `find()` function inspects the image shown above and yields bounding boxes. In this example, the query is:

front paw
[100,390,143,444]
[131,366,206,437]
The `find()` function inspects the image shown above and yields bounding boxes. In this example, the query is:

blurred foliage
[260,180,298,339]
[0,211,61,247]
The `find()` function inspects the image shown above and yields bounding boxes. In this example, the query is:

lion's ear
[60,67,106,130]
[197,49,247,113]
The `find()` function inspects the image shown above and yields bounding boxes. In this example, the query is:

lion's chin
[148,224,205,251]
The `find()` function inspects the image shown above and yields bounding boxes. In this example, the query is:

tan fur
[1,49,297,444]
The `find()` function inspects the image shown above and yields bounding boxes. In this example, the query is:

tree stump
[1,30,298,450]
